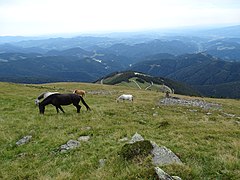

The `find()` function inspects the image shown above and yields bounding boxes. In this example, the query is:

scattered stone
[206,112,212,115]
[17,153,27,158]
[172,176,182,180]
[235,121,240,125]
[160,97,221,109]
[151,142,182,166]
[154,167,182,180]
[154,167,174,180]
[129,132,144,143]
[78,135,90,142]
[153,112,158,116]
[189,109,198,112]
[223,112,236,117]
[99,159,106,168]
[59,140,80,152]
[119,137,128,142]
[81,126,92,130]
[16,135,32,146]
[88,90,118,95]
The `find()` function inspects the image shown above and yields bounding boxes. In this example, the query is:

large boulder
[151,142,182,166]
[120,133,182,166]
[120,140,153,160]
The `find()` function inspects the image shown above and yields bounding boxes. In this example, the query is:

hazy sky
[0,0,240,36]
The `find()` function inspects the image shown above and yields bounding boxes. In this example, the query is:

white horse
[116,94,133,103]
[35,92,59,105]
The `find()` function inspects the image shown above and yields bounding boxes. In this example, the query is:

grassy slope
[0,82,239,179]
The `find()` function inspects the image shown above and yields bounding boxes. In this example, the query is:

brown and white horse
[38,93,91,114]
[35,92,59,105]
[73,89,86,97]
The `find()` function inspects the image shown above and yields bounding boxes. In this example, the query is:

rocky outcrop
[123,132,182,166]
[120,133,182,179]
[160,97,221,109]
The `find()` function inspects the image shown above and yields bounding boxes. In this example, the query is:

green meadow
[0,82,239,179]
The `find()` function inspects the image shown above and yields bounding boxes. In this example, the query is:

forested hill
[95,71,201,97]
[130,53,240,98]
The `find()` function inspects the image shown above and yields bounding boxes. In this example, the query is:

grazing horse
[38,93,91,114]
[116,94,133,102]
[35,92,59,105]
[73,89,86,97]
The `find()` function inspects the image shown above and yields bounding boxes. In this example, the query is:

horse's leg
[58,105,65,113]
[76,104,81,113]
[73,103,81,113]
[55,106,59,113]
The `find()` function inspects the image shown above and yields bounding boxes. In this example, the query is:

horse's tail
[80,96,91,111]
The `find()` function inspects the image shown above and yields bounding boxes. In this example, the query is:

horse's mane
[39,93,58,106]
[37,92,46,100]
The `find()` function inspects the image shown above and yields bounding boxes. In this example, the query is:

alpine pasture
[0,82,239,179]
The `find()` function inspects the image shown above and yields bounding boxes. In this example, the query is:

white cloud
[0,0,239,35]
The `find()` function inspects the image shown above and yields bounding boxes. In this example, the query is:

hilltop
[95,71,200,97]
[0,81,239,179]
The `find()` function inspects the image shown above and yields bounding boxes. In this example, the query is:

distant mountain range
[0,25,240,98]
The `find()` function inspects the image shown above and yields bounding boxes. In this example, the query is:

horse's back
[50,93,80,105]
[117,94,133,101]
[121,94,133,99]
[74,89,86,96]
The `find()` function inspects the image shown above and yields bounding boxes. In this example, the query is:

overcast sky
[0,0,239,36]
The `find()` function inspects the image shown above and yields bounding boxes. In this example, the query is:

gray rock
[129,132,144,143]
[78,135,90,142]
[151,142,182,166]
[154,167,174,180]
[223,112,235,117]
[16,135,32,146]
[99,159,106,168]
[172,176,182,180]
[154,167,182,180]
[119,137,128,142]
[60,140,80,152]
[81,126,92,130]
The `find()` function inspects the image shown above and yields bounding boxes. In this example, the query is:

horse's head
[35,99,40,105]
[39,104,45,114]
